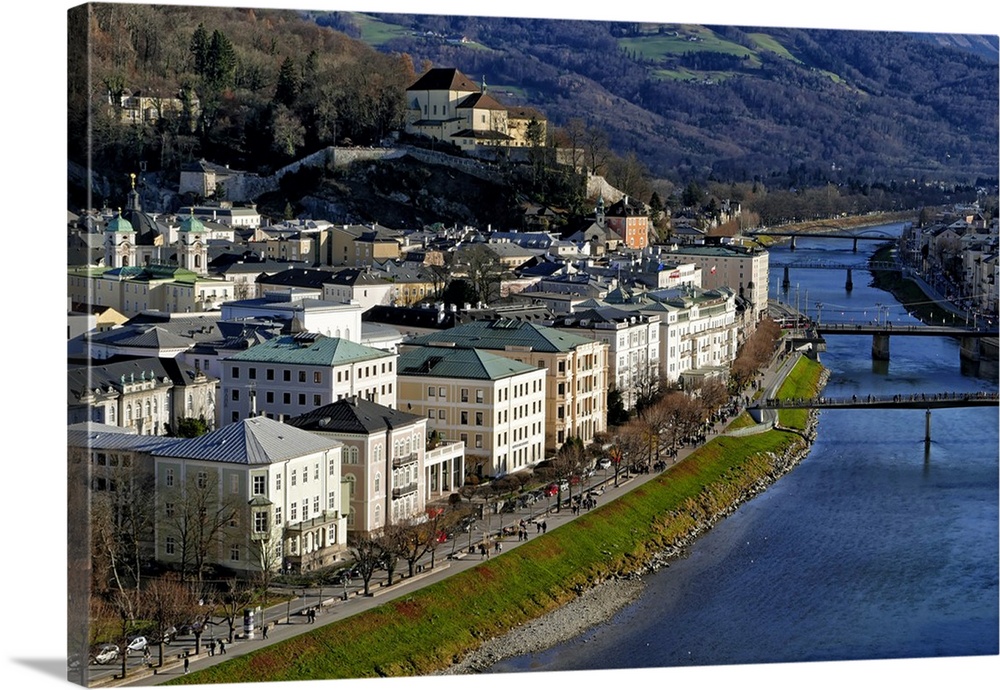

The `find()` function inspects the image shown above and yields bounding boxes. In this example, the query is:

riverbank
[168,358,828,685]
[752,211,915,247]
[439,360,829,675]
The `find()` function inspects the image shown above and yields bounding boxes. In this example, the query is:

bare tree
[215,578,257,643]
[143,576,199,667]
[159,469,241,584]
[90,460,155,597]
[348,533,384,596]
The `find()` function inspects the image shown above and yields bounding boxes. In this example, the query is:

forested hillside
[317,13,998,187]
[68,5,996,224]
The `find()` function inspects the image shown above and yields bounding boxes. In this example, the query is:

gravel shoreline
[435,577,647,674]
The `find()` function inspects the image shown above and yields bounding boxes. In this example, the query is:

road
[104,351,802,688]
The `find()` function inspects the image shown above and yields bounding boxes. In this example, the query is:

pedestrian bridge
[752,391,999,410]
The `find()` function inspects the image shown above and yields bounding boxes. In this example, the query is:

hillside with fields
[314,13,998,187]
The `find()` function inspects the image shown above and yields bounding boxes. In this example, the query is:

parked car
[543,483,559,497]
[126,636,148,653]
[598,458,612,470]
[162,626,177,643]
[93,644,119,665]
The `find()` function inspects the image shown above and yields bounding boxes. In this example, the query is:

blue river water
[488,225,999,673]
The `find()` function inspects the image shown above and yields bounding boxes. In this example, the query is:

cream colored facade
[68,266,235,317]
[397,357,547,478]
[645,287,739,383]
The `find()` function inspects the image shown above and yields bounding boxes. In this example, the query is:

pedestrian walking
[536,522,541,534]
[542,521,547,534]
[262,623,269,639]
[208,639,216,656]
[183,656,190,674]
[219,639,226,655]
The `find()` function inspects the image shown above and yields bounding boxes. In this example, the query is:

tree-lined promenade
[163,356,826,684]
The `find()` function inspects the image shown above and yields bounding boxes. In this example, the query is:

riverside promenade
[114,352,803,688]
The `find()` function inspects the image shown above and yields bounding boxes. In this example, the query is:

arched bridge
[743,226,900,251]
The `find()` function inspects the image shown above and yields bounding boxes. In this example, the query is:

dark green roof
[226,333,393,366]
[407,318,595,353]
[398,346,538,381]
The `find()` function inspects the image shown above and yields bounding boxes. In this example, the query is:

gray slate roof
[286,397,423,435]
[160,416,341,464]
[398,346,538,381]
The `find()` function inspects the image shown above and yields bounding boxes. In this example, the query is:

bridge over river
[749,391,998,444]
[744,225,902,251]
[794,322,999,361]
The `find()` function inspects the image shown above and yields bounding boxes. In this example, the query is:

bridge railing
[757,391,999,408]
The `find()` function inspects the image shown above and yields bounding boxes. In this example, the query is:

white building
[286,398,459,536]
[220,333,397,424]
[152,416,348,575]
[549,307,661,411]
[220,292,363,341]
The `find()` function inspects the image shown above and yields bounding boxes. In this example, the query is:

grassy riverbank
[753,211,914,247]
[170,358,828,685]
[869,246,969,327]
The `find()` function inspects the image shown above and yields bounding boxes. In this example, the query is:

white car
[597,458,612,470]
[93,644,119,665]
[126,636,148,653]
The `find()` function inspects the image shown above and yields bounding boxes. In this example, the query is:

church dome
[106,213,135,235]
[179,214,206,234]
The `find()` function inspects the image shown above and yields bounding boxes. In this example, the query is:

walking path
[110,352,803,688]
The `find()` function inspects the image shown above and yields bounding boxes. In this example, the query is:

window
[313,496,320,514]
[197,471,208,489]
[314,372,322,384]
[438,410,445,420]
[266,392,274,404]
[374,473,380,493]
[231,389,240,401]
[475,434,483,449]
[230,474,239,494]
[428,408,435,419]
[283,393,291,404]
[298,394,306,406]
[461,411,468,424]
[291,470,297,486]
[328,491,336,510]
[299,371,306,383]
[248,367,257,380]
[266,369,274,380]
[314,464,320,480]
[291,502,298,520]
[165,468,174,487]
[254,511,268,533]
[283,370,291,381]
[329,462,336,476]
[476,389,484,403]
[230,544,240,561]
[428,386,435,397]
[461,388,469,402]
[165,536,175,555]
[231,366,239,379]
[253,476,266,495]
[302,502,309,520]
[438,387,446,398]
[314,394,322,407]
[165,502,174,518]
[275,506,282,525]
[475,412,483,425]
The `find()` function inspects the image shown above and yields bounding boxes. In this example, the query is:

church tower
[176,210,208,274]
[104,210,137,268]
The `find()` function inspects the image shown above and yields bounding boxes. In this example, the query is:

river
[486,224,999,678]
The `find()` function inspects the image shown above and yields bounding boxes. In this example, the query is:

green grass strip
[169,361,826,683]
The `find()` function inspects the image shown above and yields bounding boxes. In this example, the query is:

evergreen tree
[190,23,209,76]
[205,29,236,89]
[274,56,301,107]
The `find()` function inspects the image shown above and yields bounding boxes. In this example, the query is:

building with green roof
[221,333,397,424]
[402,318,608,454]
[397,346,546,477]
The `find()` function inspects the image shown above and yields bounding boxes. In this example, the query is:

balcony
[392,482,418,499]
[392,452,418,468]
